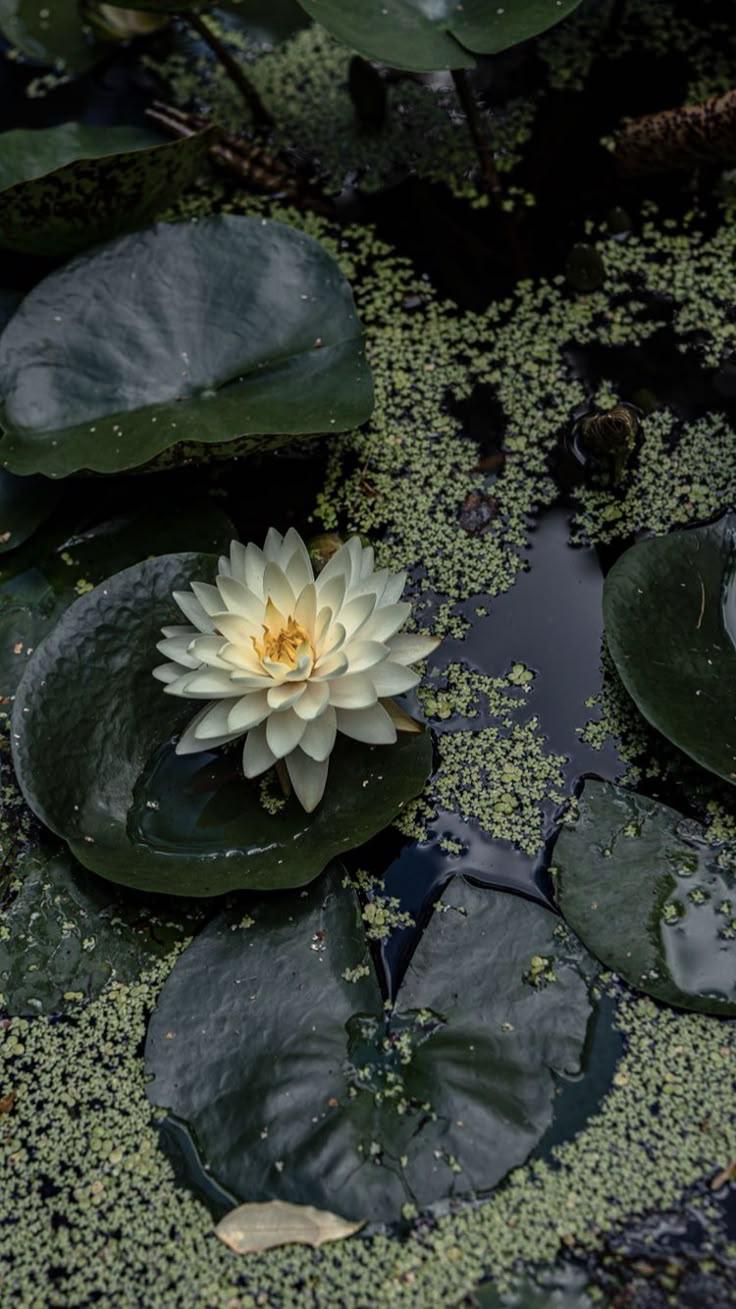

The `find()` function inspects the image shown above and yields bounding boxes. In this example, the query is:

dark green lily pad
[603,513,736,786]
[0,123,216,257]
[0,469,63,554]
[0,499,234,699]
[554,780,736,1016]
[0,841,205,1015]
[294,0,584,71]
[11,552,432,895]
[0,0,108,72]
[145,867,592,1222]
[0,216,373,475]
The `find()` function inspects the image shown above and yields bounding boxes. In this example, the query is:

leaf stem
[185,12,272,130]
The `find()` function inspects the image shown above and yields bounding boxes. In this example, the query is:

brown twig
[184,11,272,129]
[614,87,736,176]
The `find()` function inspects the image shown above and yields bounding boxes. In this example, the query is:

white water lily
[154,528,438,812]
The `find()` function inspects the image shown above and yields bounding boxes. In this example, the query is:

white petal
[167,669,238,699]
[317,621,346,660]
[316,572,347,615]
[160,624,199,640]
[263,527,284,562]
[216,575,262,624]
[283,529,314,592]
[311,650,349,681]
[327,673,378,709]
[285,748,329,813]
[362,602,411,643]
[228,664,275,688]
[227,690,271,732]
[175,703,243,755]
[336,702,397,744]
[336,593,376,640]
[190,581,224,617]
[348,569,389,605]
[188,635,232,670]
[228,540,248,583]
[267,681,307,711]
[193,700,239,740]
[156,636,201,669]
[242,722,276,778]
[381,572,408,606]
[343,640,389,673]
[387,634,441,665]
[359,544,375,579]
[172,590,215,634]
[262,562,296,617]
[315,540,352,590]
[266,707,306,758]
[294,679,330,720]
[152,662,181,684]
[300,706,336,761]
[218,554,231,578]
[314,605,333,647]
[243,543,267,596]
[369,662,421,697]
[294,581,317,633]
[211,611,261,648]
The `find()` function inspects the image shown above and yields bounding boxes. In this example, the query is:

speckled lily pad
[0,123,216,256]
[294,0,585,71]
[0,216,374,476]
[145,866,592,1222]
[554,780,736,1016]
[0,0,108,72]
[603,513,736,786]
[11,552,431,895]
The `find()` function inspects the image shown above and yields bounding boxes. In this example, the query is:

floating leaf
[11,553,431,895]
[0,499,234,699]
[215,1200,364,1253]
[0,469,62,555]
[0,123,215,257]
[0,0,108,72]
[145,867,591,1221]
[0,841,205,1015]
[294,0,585,72]
[603,513,736,785]
[0,216,374,475]
[554,780,736,1016]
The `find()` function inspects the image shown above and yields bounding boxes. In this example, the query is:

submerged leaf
[0,0,109,72]
[554,780,736,1016]
[215,1200,364,1253]
[0,469,63,555]
[0,216,374,475]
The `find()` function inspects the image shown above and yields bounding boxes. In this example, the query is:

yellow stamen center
[253,615,311,669]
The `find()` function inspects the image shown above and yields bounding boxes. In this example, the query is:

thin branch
[184,11,272,129]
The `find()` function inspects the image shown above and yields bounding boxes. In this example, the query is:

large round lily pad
[0,0,107,72]
[294,0,585,72]
[603,514,736,786]
[0,123,216,257]
[11,553,431,895]
[554,779,736,1016]
[0,216,374,476]
[145,866,592,1222]
[0,499,234,699]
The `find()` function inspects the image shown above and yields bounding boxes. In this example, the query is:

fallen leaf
[0,1092,16,1114]
[215,1199,364,1254]
[710,1159,736,1191]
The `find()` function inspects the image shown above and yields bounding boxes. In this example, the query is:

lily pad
[294,0,585,72]
[0,499,234,699]
[0,841,205,1015]
[0,469,63,554]
[554,780,736,1016]
[0,0,108,72]
[0,123,216,257]
[0,216,374,475]
[11,553,432,895]
[145,867,592,1222]
[603,513,736,786]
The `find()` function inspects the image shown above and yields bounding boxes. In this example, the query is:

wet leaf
[11,553,432,896]
[0,499,234,699]
[145,867,591,1221]
[554,779,736,1016]
[215,1199,364,1252]
[0,216,373,475]
[603,513,736,785]
[294,0,585,72]
[0,470,63,555]
[0,0,109,72]
[0,123,215,256]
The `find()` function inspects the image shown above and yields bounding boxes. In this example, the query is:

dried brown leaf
[215,1200,364,1254]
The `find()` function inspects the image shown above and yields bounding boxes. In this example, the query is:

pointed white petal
[244,542,267,596]
[190,581,223,616]
[227,690,271,732]
[193,700,240,740]
[266,707,306,758]
[267,681,307,711]
[156,636,201,668]
[283,529,314,592]
[218,554,231,578]
[263,527,284,562]
[160,624,199,640]
[343,640,389,673]
[387,634,441,665]
[285,748,329,813]
[359,544,375,579]
[300,706,336,761]
[172,590,215,635]
[316,572,347,617]
[314,605,333,647]
[315,540,352,590]
[311,650,349,681]
[293,581,317,633]
[381,572,408,606]
[228,540,248,583]
[336,702,397,744]
[369,662,421,696]
[262,562,296,617]
[362,602,411,643]
[175,703,244,755]
[216,575,262,624]
[242,722,277,778]
[188,635,232,670]
[327,673,378,709]
[348,569,389,605]
[211,611,260,648]
[152,662,181,684]
[294,679,330,720]
[316,621,346,660]
[337,593,376,641]
[168,669,239,699]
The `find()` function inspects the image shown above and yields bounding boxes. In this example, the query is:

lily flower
[154,528,438,812]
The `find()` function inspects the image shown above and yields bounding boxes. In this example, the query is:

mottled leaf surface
[145,869,591,1221]
[295,0,584,71]
[604,513,736,785]
[0,216,373,474]
[555,780,736,1015]
[0,123,215,256]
